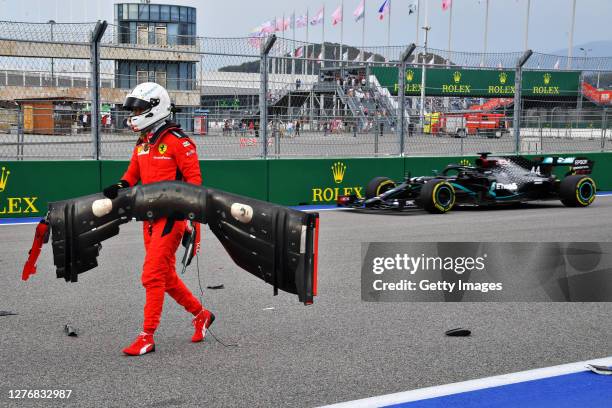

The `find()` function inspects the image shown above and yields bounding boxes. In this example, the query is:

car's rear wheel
[560,175,596,207]
[365,177,396,199]
[417,179,456,213]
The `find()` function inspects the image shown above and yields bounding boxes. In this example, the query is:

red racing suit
[121,121,202,334]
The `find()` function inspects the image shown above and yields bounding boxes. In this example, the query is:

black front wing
[47,182,319,305]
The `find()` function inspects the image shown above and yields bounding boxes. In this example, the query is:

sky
[0,0,610,55]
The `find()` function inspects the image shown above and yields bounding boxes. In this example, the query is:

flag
[378,0,390,20]
[554,59,560,69]
[317,51,323,64]
[353,0,365,22]
[442,0,452,11]
[295,14,308,28]
[310,7,324,25]
[408,2,417,15]
[247,28,264,48]
[331,5,343,26]
[428,56,435,65]
[366,54,375,62]
[275,17,290,32]
[294,47,304,58]
[261,20,276,34]
[342,50,349,61]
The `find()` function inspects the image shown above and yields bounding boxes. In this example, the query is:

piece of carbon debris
[64,324,78,337]
[0,311,18,316]
[587,364,612,375]
[445,328,471,337]
[206,284,224,290]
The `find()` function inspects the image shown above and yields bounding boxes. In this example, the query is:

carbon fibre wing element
[47,181,319,304]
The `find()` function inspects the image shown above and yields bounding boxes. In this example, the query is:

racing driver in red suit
[103,82,214,356]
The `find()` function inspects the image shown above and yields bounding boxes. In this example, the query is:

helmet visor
[123,97,152,112]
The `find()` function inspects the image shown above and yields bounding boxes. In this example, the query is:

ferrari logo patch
[158,143,168,155]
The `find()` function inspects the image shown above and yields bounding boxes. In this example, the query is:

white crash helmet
[123,82,171,132]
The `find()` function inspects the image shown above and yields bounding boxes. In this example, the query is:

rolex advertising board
[268,158,405,205]
[371,67,581,97]
[2,154,612,218]
[0,162,100,218]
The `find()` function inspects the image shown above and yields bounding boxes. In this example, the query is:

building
[114,2,198,130]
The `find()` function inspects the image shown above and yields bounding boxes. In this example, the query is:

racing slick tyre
[365,177,396,199]
[560,175,596,207]
[417,179,456,214]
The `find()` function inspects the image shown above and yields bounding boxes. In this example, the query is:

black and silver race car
[337,153,597,213]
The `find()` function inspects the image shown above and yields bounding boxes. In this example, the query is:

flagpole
[361,0,366,61]
[282,12,286,75]
[273,16,277,75]
[481,0,489,67]
[524,0,531,50]
[322,4,326,69]
[387,0,391,60]
[419,0,429,125]
[305,8,309,75]
[447,0,453,64]
[415,0,420,45]
[340,0,344,66]
[567,0,576,68]
[292,11,296,76]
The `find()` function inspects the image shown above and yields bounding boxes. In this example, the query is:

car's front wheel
[560,175,596,207]
[417,179,456,214]
[365,177,396,199]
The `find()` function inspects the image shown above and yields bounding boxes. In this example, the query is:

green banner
[371,67,580,97]
[2,154,611,218]
[0,161,100,218]
[268,158,405,205]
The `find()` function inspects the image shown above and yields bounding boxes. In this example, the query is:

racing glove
[103,180,129,199]
[182,221,201,266]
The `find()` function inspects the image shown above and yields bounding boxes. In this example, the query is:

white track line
[319,356,612,408]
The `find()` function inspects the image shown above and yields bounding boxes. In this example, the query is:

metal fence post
[259,35,276,159]
[538,115,543,153]
[602,108,607,152]
[513,50,532,155]
[274,114,280,157]
[374,117,379,155]
[90,20,107,160]
[17,106,23,160]
[398,44,416,156]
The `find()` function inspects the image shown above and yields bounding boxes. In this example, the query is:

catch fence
[0,20,611,160]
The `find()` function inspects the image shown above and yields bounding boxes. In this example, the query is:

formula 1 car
[337,153,596,213]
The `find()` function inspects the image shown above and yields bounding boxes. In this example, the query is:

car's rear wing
[537,156,595,175]
[45,182,319,305]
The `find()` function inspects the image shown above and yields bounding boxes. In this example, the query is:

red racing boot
[122,332,155,356]
[192,309,215,343]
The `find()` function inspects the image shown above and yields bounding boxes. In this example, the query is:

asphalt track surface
[1,198,612,407]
